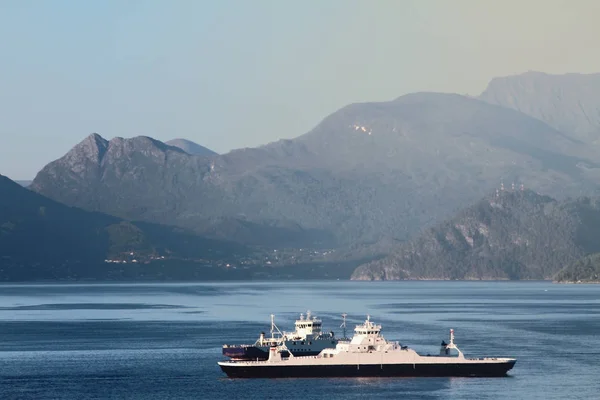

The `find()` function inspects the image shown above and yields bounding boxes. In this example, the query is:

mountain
[30,93,600,253]
[0,174,254,281]
[29,134,333,247]
[479,71,600,144]
[351,190,600,281]
[15,180,32,187]
[165,138,218,156]
[554,253,600,283]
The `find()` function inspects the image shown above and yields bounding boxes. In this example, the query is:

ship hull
[222,346,273,361]
[219,360,516,378]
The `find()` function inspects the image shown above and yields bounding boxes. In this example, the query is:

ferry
[222,311,346,361]
[218,315,517,378]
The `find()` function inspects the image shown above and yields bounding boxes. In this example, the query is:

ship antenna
[268,313,283,339]
[341,313,347,339]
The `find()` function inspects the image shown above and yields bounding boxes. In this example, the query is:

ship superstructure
[219,315,517,378]
[222,311,343,361]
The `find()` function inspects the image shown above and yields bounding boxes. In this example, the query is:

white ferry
[218,315,517,378]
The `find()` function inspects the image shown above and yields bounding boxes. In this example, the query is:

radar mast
[341,313,348,339]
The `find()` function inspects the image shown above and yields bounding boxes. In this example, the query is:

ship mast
[447,328,464,359]
[269,314,282,339]
[270,314,274,338]
[341,313,347,339]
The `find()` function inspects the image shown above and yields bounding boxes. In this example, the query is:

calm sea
[0,281,599,399]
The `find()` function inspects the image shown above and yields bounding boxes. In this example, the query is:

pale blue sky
[1,0,599,179]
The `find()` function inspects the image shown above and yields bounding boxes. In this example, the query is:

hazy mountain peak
[166,138,217,156]
[64,132,109,166]
[29,133,194,199]
[83,132,108,150]
[86,132,107,142]
[108,135,185,154]
[480,71,600,143]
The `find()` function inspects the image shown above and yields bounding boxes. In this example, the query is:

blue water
[0,281,599,399]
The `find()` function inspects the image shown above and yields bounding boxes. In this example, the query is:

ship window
[301,341,305,345]
[332,341,335,344]
[308,342,312,345]
[292,342,296,345]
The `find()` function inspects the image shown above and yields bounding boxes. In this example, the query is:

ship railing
[223,343,280,349]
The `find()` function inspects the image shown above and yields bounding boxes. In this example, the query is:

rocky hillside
[351,190,600,280]
[479,71,600,144]
[30,93,600,252]
[554,253,600,283]
[29,134,333,248]
[0,174,251,280]
[165,139,218,156]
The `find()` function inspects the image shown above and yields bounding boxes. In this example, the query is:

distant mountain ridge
[30,134,333,247]
[480,71,600,144]
[30,91,600,254]
[351,190,600,280]
[165,139,217,156]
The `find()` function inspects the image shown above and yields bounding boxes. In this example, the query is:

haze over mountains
[13,71,600,280]
[480,71,600,144]
[165,139,218,156]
